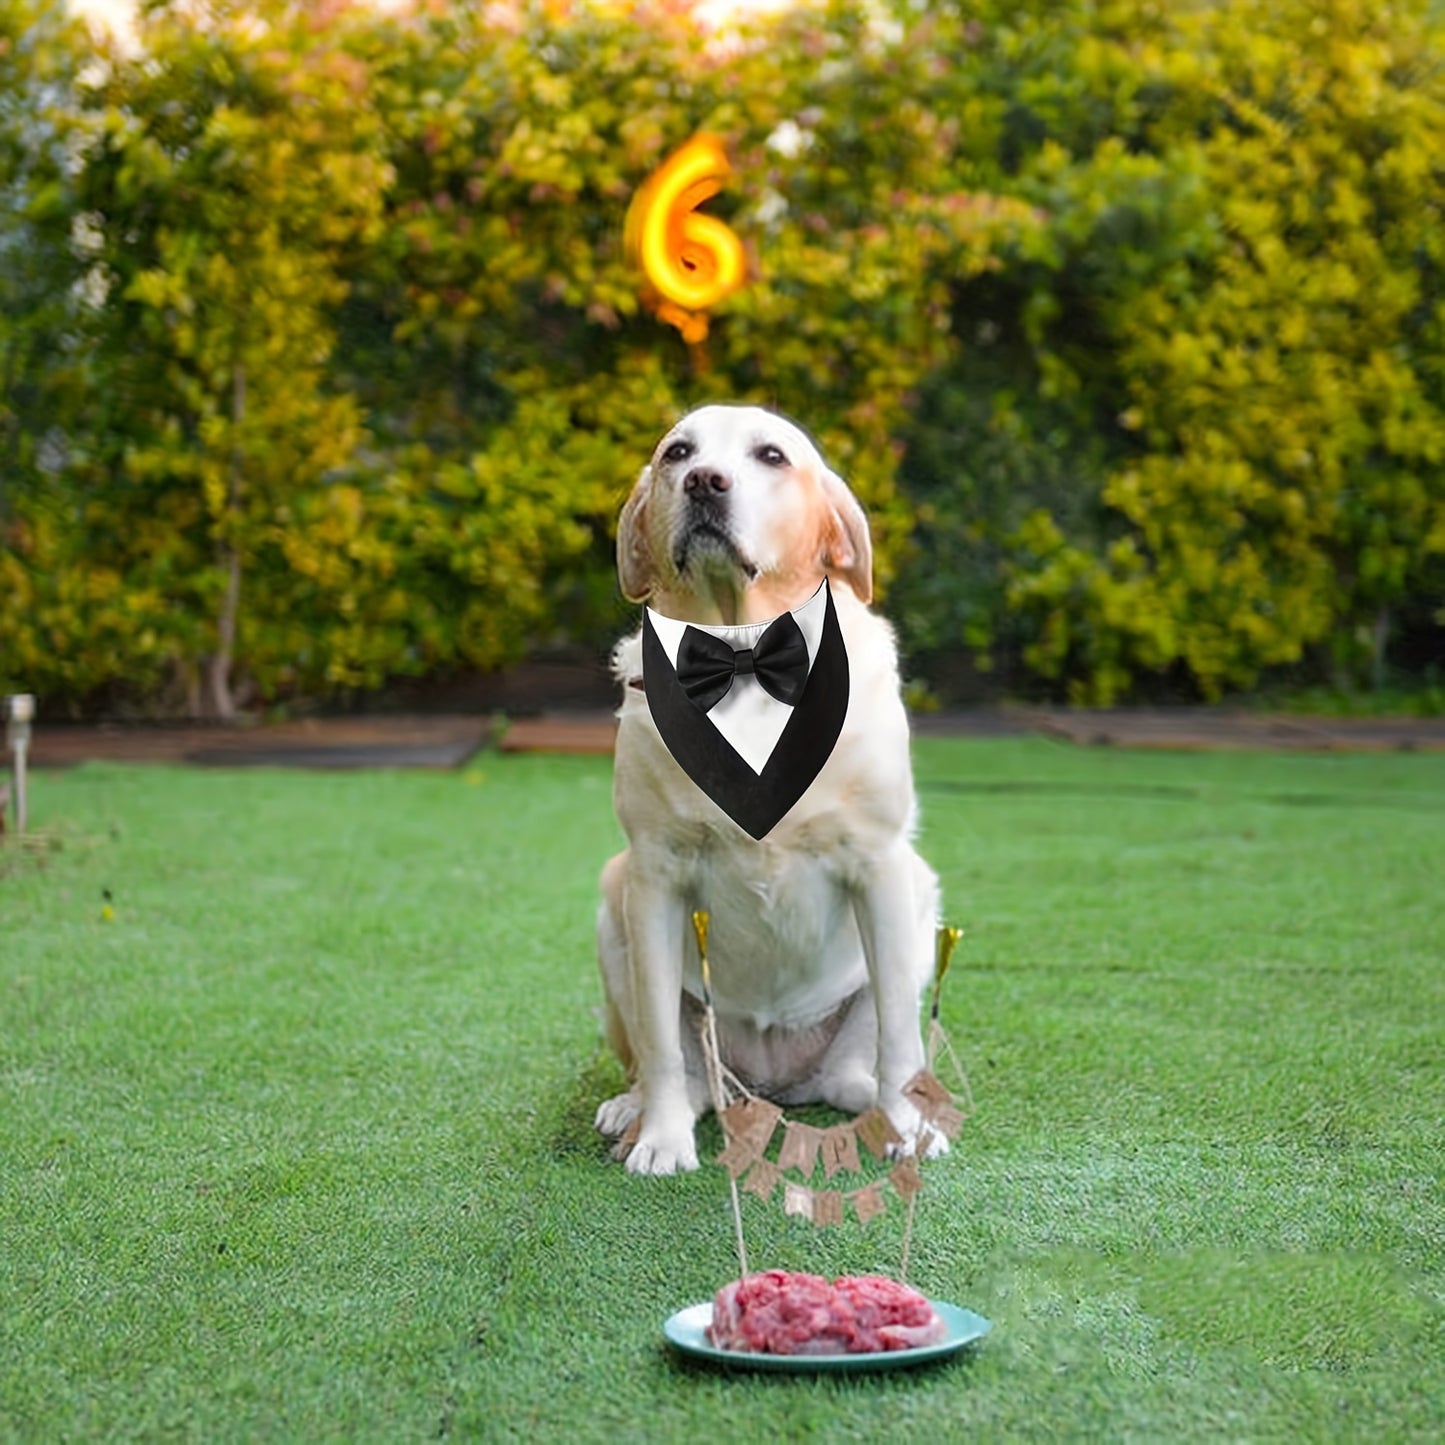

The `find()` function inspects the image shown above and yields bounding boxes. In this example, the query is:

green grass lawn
[2,740,1442,1442]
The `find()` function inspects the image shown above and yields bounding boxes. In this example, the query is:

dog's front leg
[850,839,936,1153]
[622,866,700,1175]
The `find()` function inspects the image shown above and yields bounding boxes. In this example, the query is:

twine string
[693,910,749,1280]
[901,925,965,1283]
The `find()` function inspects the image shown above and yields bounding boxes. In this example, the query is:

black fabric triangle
[642,581,850,840]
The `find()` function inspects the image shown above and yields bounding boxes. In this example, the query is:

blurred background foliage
[1,0,1442,715]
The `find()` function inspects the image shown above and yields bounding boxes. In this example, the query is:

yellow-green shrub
[998,0,1445,700]
[3,0,1442,711]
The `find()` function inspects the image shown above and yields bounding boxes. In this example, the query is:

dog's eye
[754,444,789,468]
[661,440,694,465]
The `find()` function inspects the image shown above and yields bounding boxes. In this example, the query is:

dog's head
[617,404,872,615]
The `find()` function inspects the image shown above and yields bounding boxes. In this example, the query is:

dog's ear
[617,465,657,602]
[819,467,873,605]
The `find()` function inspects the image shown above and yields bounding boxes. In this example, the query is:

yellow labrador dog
[595,404,941,1176]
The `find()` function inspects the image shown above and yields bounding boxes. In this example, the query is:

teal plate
[663,1300,991,1373]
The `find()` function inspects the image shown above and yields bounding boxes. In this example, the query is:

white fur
[596,405,941,1176]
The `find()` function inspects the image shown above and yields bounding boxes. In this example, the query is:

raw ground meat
[707,1270,947,1355]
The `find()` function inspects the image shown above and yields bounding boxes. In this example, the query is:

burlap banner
[711,1068,967,1229]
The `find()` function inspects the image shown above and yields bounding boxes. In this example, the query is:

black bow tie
[676,612,810,712]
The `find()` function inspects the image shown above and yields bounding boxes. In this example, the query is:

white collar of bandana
[646,579,829,774]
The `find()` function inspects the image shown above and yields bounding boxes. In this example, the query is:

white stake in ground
[6,693,33,834]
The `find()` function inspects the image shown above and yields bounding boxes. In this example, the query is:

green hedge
[1,0,1442,713]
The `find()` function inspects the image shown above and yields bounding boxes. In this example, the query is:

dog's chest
[679,829,869,1027]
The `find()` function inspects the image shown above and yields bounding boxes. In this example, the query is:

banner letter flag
[783,1181,814,1220]
[820,1124,861,1179]
[715,1134,763,1179]
[889,1157,924,1202]
[854,1107,903,1160]
[742,1158,782,1202]
[903,1070,953,1116]
[851,1182,887,1225]
[777,1122,824,1177]
[721,1098,783,1154]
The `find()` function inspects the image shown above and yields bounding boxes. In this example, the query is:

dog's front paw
[595,1090,641,1140]
[621,1095,700,1175]
[625,1126,699,1176]
[597,1072,699,1172]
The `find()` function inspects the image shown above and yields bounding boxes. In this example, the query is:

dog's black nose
[684,467,730,494]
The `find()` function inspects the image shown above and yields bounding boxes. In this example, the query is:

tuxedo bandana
[642,580,850,840]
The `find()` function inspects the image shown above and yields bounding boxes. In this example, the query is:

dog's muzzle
[672,486,755,579]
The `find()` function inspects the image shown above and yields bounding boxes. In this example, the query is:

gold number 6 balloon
[626,134,747,346]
